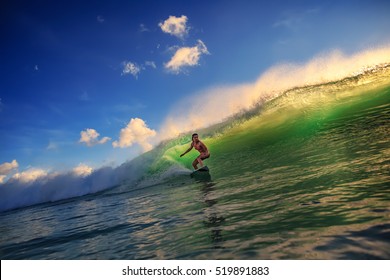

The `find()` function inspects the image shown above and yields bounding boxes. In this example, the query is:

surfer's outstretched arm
[180,144,193,157]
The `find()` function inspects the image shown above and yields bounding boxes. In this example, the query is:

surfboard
[190,165,209,177]
[197,166,209,172]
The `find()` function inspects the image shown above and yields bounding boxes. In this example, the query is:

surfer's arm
[180,144,193,157]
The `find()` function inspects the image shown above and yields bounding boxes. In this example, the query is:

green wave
[142,64,390,182]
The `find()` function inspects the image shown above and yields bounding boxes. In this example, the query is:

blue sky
[1,0,390,182]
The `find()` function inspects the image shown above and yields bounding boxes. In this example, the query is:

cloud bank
[73,164,93,177]
[0,155,156,212]
[0,160,19,183]
[0,161,49,185]
[11,168,48,184]
[0,159,19,175]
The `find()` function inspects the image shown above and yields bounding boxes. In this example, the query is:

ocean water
[1,65,390,259]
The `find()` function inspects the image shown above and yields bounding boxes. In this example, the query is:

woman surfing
[180,133,210,170]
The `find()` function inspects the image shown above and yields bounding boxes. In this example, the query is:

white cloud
[46,141,58,151]
[159,15,189,39]
[0,175,6,184]
[165,40,209,73]
[79,91,90,101]
[72,164,93,177]
[79,128,111,147]
[122,61,141,78]
[113,118,157,152]
[139,23,149,32]
[0,160,19,176]
[145,61,157,69]
[12,168,48,184]
[97,15,105,23]
[273,8,320,30]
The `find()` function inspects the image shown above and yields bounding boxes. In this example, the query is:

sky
[1,0,390,183]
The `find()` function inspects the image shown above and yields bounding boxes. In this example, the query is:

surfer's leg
[197,156,204,167]
[193,153,209,170]
[198,153,209,168]
[192,158,198,170]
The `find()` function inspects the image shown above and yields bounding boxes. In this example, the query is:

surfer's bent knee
[201,153,210,160]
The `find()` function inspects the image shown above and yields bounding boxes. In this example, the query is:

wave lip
[159,46,390,139]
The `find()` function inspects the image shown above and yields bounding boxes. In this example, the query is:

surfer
[180,133,210,170]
